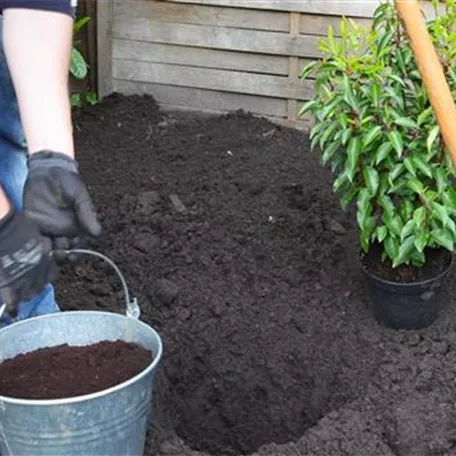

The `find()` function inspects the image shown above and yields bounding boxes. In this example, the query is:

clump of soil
[0,340,153,400]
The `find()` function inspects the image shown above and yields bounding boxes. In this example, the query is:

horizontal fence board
[164,0,440,18]
[113,19,322,58]
[113,39,289,75]
[113,59,315,99]
[114,0,289,32]
[299,13,372,36]
[114,79,288,116]
[164,0,380,17]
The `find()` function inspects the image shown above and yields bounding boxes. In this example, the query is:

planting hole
[160,316,378,456]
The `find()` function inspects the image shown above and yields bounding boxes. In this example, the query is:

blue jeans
[0,17,59,326]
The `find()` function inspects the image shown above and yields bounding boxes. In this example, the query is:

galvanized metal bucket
[0,250,163,456]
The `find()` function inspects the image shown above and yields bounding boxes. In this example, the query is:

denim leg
[0,17,59,326]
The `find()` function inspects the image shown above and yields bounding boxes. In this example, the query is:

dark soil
[0,340,153,399]
[361,242,453,283]
[50,93,456,456]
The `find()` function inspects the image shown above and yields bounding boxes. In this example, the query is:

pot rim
[360,251,454,288]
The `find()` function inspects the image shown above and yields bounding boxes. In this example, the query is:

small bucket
[0,249,163,456]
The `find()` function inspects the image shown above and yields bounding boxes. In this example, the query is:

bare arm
[2,9,74,158]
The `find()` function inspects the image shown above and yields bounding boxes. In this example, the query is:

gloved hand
[23,151,102,255]
[0,208,54,312]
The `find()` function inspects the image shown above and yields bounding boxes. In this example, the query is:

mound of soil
[51,93,456,456]
[0,341,153,399]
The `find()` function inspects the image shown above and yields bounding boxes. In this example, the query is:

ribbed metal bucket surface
[0,310,163,456]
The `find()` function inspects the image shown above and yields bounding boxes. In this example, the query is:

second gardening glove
[23,151,102,254]
[0,208,53,311]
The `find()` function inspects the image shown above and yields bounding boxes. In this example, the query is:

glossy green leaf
[445,152,456,177]
[413,207,427,228]
[327,25,337,53]
[73,16,90,33]
[310,133,321,152]
[356,189,372,231]
[443,187,456,212]
[393,236,416,267]
[384,236,400,261]
[417,107,433,125]
[383,211,403,237]
[408,178,424,194]
[375,142,393,165]
[389,74,406,87]
[341,187,358,209]
[333,172,349,193]
[363,167,379,196]
[340,17,348,38]
[376,225,388,242]
[363,125,382,147]
[310,121,325,140]
[396,50,406,74]
[402,200,414,220]
[299,61,318,80]
[431,202,451,228]
[341,128,352,146]
[389,164,404,184]
[342,75,357,109]
[319,98,340,120]
[393,117,418,129]
[448,218,456,237]
[411,156,433,178]
[379,194,395,214]
[401,219,416,242]
[435,167,448,193]
[377,30,394,57]
[431,228,454,251]
[404,157,417,177]
[371,83,381,107]
[427,125,440,153]
[415,229,429,253]
[319,121,340,150]
[388,130,403,157]
[346,137,361,182]
[321,141,341,165]
[298,100,318,117]
[70,48,88,80]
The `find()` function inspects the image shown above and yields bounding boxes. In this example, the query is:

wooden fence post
[287,11,301,124]
[97,0,114,98]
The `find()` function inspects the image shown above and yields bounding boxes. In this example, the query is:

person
[0,1,101,325]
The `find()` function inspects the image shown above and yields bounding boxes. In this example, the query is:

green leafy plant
[299,0,456,268]
[71,16,90,80]
[70,15,98,108]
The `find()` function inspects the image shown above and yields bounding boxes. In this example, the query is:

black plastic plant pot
[361,255,453,330]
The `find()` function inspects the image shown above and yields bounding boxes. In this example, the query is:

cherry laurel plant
[299,0,456,268]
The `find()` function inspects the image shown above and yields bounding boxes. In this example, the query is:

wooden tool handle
[395,0,456,168]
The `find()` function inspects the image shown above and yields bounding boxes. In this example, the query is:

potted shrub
[299,0,456,329]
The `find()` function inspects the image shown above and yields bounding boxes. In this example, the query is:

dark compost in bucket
[0,341,153,399]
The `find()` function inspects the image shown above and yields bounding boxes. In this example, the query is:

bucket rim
[0,310,163,406]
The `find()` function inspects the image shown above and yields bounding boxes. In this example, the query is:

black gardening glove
[23,151,102,259]
[0,208,54,314]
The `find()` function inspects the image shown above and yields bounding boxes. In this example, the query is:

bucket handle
[62,249,141,319]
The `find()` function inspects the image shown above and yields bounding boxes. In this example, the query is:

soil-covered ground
[54,94,456,456]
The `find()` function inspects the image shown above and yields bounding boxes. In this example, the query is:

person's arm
[1,3,101,247]
[2,8,74,157]
[0,189,10,219]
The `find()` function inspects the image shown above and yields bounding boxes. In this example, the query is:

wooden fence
[97,0,438,129]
